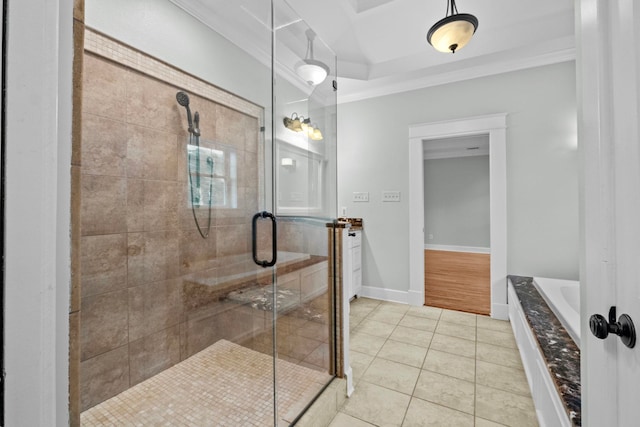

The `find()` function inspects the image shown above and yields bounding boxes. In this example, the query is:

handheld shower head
[193,111,201,137]
[176,91,190,107]
[176,91,194,134]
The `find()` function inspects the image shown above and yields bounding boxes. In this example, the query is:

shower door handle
[252,211,277,268]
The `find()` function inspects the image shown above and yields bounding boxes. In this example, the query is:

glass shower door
[77,0,336,425]
[76,0,282,425]
[272,1,338,424]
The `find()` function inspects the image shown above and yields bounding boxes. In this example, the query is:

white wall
[424,155,490,247]
[4,0,73,425]
[338,62,579,293]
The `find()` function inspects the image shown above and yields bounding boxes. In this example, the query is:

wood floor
[424,250,491,315]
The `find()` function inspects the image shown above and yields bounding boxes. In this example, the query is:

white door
[578,0,640,425]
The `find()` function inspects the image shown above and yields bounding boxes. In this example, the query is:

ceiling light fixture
[296,29,330,86]
[427,0,478,54]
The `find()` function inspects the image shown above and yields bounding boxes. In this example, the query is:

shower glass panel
[273,0,338,424]
[78,0,336,425]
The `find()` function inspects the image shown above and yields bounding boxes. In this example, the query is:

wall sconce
[300,116,312,133]
[283,113,303,132]
[309,124,323,141]
[284,113,323,141]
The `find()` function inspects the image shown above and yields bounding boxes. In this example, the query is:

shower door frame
[0,0,6,422]
[269,0,340,423]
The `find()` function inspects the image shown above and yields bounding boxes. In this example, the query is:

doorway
[423,135,491,315]
[408,114,508,319]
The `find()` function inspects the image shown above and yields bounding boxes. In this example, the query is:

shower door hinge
[260,126,265,132]
[333,80,338,91]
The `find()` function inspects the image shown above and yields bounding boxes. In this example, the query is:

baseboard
[359,286,410,304]
[359,286,505,315]
[492,303,509,320]
[424,244,491,254]
[407,290,423,306]
[344,366,354,397]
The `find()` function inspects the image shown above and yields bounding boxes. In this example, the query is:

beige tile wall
[78,36,265,411]
[77,28,335,417]
[69,2,85,425]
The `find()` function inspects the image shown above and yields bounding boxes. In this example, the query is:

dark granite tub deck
[509,275,582,426]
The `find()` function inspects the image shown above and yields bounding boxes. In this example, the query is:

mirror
[276,139,325,215]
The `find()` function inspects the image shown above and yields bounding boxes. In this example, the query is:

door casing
[408,113,508,318]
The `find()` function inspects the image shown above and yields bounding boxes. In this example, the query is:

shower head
[176,91,194,134]
[176,91,190,107]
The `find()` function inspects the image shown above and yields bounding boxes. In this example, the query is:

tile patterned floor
[81,340,331,426]
[329,298,539,427]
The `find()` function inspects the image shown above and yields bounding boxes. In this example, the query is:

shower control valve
[589,306,636,348]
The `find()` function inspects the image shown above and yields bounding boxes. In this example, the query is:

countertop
[508,275,581,426]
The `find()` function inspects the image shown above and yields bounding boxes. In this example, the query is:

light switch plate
[382,191,401,202]
[353,192,369,202]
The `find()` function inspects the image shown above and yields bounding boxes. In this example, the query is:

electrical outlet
[382,191,401,202]
[353,192,369,202]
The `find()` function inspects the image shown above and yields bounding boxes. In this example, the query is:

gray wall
[424,155,490,247]
[85,0,271,106]
[338,61,579,292]
[87,0,579,287]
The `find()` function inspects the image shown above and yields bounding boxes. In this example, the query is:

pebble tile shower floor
[328,298,539,427]
[80,340,331,426]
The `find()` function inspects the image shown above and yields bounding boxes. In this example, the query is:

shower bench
[181,252,329,350]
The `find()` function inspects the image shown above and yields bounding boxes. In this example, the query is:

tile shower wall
[79,46,264,411]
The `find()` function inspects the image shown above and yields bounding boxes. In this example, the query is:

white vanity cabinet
[343,228,362,299]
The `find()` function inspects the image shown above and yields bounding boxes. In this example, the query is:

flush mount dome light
[296,29,330,85]
[296,60,330,86]
[427,0,478,54]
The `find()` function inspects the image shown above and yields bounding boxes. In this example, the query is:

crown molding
[337,47,576,104]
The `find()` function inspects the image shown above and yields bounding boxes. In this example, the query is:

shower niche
[75,0,338,425]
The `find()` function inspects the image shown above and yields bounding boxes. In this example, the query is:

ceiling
[171,0,575,103]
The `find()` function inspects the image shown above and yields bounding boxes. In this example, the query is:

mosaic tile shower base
[81,340,332,426]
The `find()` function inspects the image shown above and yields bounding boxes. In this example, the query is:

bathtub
[508,276,581,426]
[533,277,580,347]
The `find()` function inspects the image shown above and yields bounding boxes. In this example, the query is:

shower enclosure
[75,0,338,425]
